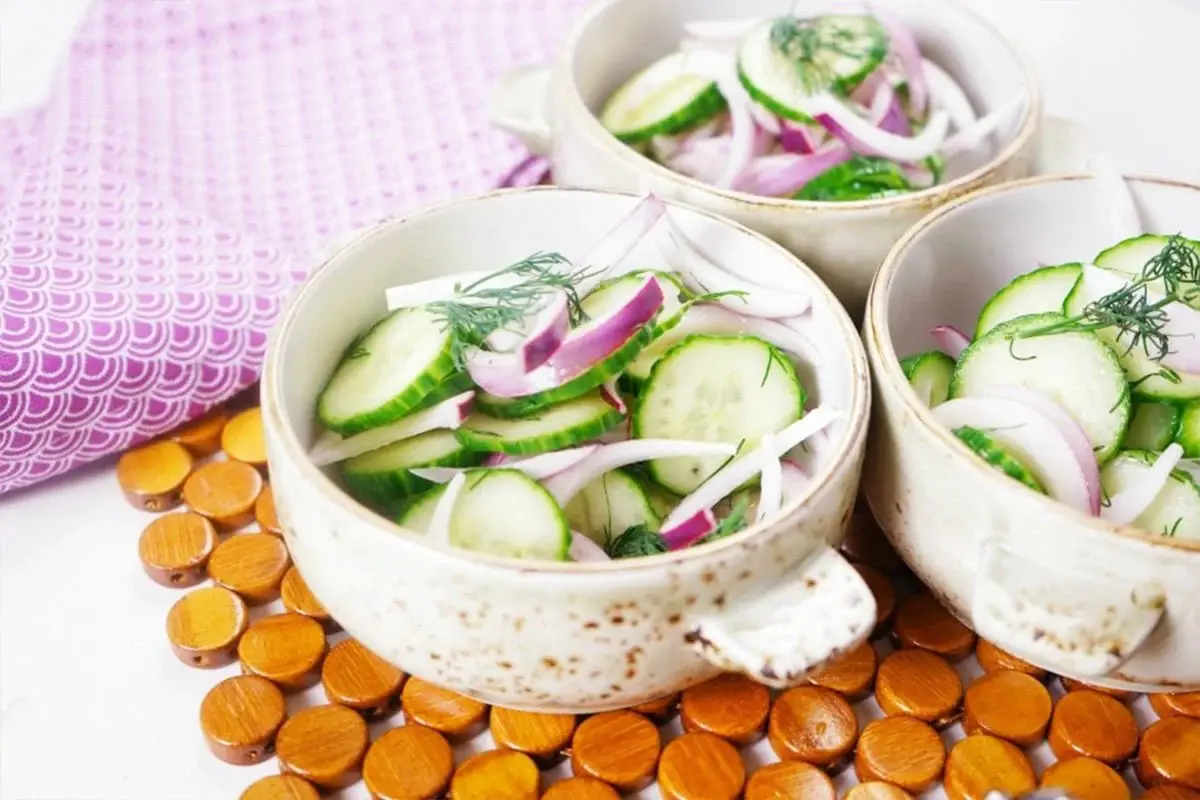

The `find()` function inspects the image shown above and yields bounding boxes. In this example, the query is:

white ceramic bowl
[491,0,1043,318]
[864,173,1200,692]
[262,186,874,712]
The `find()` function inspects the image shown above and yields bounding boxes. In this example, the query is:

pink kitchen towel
[0,0,577,495]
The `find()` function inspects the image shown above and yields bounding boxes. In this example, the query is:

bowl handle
[970,538,1166,678]
[683,546,876,689]
[490,65,554,156]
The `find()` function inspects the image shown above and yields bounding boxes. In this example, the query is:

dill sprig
[699,497,752,545]
[769,15,872,95]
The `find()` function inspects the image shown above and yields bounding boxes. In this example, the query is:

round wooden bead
[808,640,878,700]
[975,639,1047,679]
[400,677,488,740]
[280,567,336,630]
[240,774,320,800]
[166,585,247,667]
[255,485,283,537]
[744,761,836,800]
[1136,716,1200,789]
[1040,756,1131,800]
[962,669,1053,747]
[943,734,1036,800]
[1061,677,1140,703]
[183,459,263,531]
[320,638,403,720]
[117,440,194,511]
[854,716,946,794]
[1150,691,1200,720]
[137,512,216,587]
[275,704,368,791]
[679,672,770,745]
[489,706,576,763]
[541,777,621,800]
[199,675,286,765]
[630,693,679,724]
[570,710,660,793]
[854,563,896,637]
[841,501,905,573]
[450,750,540,800]
[1143,788,1200,800]
[875,647,964,727]
[362,725,454,800]
[893,591,977,661]
[1049,689,1140,766]
[223,407,267,471]
[238,613,326,692]
[843,782,915,800]
[208,533,290,605]
[170,406,229,458]
[768,685,858,768]
[657,731,745,800]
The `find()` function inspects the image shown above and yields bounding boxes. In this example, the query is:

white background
[1,0,1198,798]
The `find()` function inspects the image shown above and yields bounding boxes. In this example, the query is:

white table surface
[1,1,1198,798]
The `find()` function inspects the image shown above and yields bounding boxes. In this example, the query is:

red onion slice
[811,93,948,161]
[482,290,570,370]
[711,65,758,189]
[600,377,627,415]
[778,121,817,154]
[780,460,810,501]
[930,324,970,359]
[741,145,854,198]
[873,10,928,117]
[1102,444,1184,526]
[544,439,737,505]
[569,531,612,562]
[754,434,784,524]
[309,391,475,466]
[661,509,719,550]
[573,193,668,296]
[426,472,466,546]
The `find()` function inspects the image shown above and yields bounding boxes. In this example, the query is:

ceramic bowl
[490,0,1043,318]
[261,186,874,712]
[864,173,1200,692]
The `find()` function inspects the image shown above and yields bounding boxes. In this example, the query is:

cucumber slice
[411,371,474,412]
[1100,451,1200,539]
[1124,401,1182,452]
[738,15,888,121]
[395,485,446,534]
[949,313,1130,464]
[456,391,623,455]
[899,350,955,407]
[1174,402,1200,457]
[341,429,480,506]
[633,334,806,494]
[565,469,661,546]
[580,271,687,333]
[599,52,727,143]
[974,263,1083,338]
[1094,234,1200,304]
[317,307,457,436]
[792,156,913,202]
[953,425,1044,494]
[449,469,571,560]
[643,482,682,519]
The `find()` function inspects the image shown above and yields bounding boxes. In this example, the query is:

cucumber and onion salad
[597,6,1026,201]
[310,194,843,563]
[899,230,1200,541]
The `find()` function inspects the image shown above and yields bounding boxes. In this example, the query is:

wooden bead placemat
[123,395,1195,798]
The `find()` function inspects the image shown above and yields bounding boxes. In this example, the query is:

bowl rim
[553,0,1043,213]
[262,184,872,574]
[866,170,1200,554]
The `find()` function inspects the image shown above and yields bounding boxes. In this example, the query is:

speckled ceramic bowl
[864,173,1200,692]
[261,186,874,712]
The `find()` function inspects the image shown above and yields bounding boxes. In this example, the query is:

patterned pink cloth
[0,0,570,494]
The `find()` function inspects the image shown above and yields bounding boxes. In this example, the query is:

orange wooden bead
[117,440,194,511]
[1049,690,1140,766]
[679,672,770,745]
[768,685,858,768]
[1040,756,1131,800]
[183,459,263,530]
[854,563,896,637]
[275,704,368,791]
[280,566,336,630]
[199,675,286,765]
[400,677,488,740]
[222,407,267,471]
[362,724,454,800]
[841,501,905,573]
[630,693,679,724]
[208,533,290,604]
[238,613,326,692]
[137,512,216,588]
[657,731,745,800]
[1136,716,1200,789]
[255,485,283,536]
[943,734,1036,800]
[239,774,320,800]
[489,706,576,763]
[170,406,229,458]
[320,638,403,720]
[1061,677,1140,703]
[744,761,836,800]
[1143,788,1200,800]
[1150,691,1200,720]
[166,585,248,667]
[808,640,878,700]
[893,591,977,661]
[875,647,964,727]
[855,716,946,794]
[962,669,1053,748]
[975,639,1047,679]
[843,782,915,800]
[450,750,540,800]
[570,710,660,793]
[541,777,621,800]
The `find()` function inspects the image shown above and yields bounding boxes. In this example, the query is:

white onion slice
[668,304,824,367]
[661,509,719,550]
[873,10,928,117]
[308,392,475,466]
[810,92,949,162]
[482,290,570,368]
[573,193,667,296]
[755,434,783,524]
[922,58,977,132]
[600,377,627,415]
[569,532,612,562]
[544,439,737,504]
[1085,152,1143,243]
[412,445,599,485]
[682,18,761,43]
[427,472,466,546]
[780,460,810,501]
[939,92,1026,160]
[711,65,758,189]
[930,324,970,359]
[1103,444,1184,526]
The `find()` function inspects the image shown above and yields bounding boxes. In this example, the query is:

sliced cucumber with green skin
[899,350,955,408]
[793,156,913,202]
[395,485,446,534]
[1100,450,1200,540]
[580,271,687,334]
[643,482,682,519]
[449,469,571,560]
[949,312,1130,464]
[974,263,1083,338]
[410,371,474,412]
[341,430,481,506]
[633,334,806,494]
[473,322,656,418]
[1125,401,1182,452]
[599,52,727,143]
[1174,402,1200,457]
[317,307,459,436]
[953,425,1045,494]
[1094,234,1200,304]
[456,391,623,455]
[565,469,660,546]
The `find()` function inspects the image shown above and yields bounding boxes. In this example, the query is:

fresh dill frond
[605,524,667,559]
[769,14,873,95]
[699,497,752,544]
